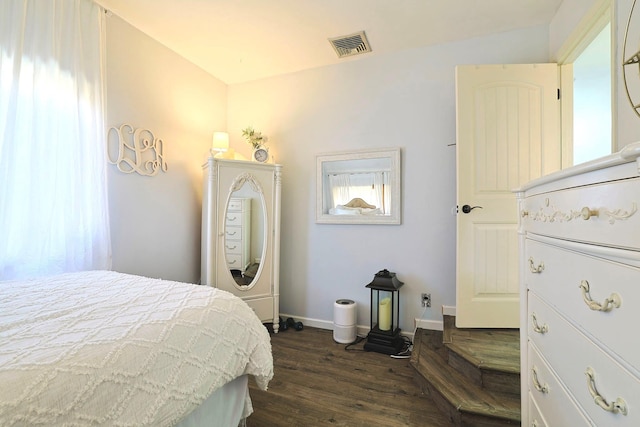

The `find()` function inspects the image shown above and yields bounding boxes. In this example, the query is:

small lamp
[364,269,405,355]
[211,132,229,158]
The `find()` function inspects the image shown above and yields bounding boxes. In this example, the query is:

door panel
[456,64,560,328]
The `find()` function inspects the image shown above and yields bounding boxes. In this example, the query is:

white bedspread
[0,270,273,426]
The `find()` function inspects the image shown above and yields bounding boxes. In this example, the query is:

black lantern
[364,269,404,354]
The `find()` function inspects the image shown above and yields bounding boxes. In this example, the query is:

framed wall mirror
[316,147,401,225]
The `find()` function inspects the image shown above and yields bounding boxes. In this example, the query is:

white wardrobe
[201,157,282,332]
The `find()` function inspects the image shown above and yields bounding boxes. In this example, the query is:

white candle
[378,297,391,331]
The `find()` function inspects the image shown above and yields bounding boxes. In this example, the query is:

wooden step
[443,315,520,396]
[410,326,520,426]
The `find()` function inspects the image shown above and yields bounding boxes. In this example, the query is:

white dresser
[225,198,251,273]
[516,142,640,426]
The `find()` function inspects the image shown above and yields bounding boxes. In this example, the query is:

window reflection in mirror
[559,2,613,168]
[572,22,612,165]
[225,176,266,288]
[316,147,401,224]
[325,159,390,215]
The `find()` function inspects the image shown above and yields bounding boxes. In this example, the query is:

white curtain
[329,172,388,211]
[0,0,111,280]
[328,173,351,208]
[373,172,386,213]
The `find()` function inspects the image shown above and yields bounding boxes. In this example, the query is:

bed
[0,270,273,426]
[328,205,383,215]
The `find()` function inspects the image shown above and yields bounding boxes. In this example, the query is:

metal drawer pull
[227,215,238,221]
[531,367,549,394]
[226,245,237,250]
[579,280,621,312]
[226,231,237,236]
[580,207,598,220]
[521,210,529,218]
[585,367,628,415]
[528,257,544,273]
[531,313,548,334]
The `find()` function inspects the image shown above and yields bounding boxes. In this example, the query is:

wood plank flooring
[411,329,520,426]
[246,327,450,427]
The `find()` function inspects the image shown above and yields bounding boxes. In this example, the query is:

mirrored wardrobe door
[201,157,282,331]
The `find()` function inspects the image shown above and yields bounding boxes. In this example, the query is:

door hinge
[557,88,561,100]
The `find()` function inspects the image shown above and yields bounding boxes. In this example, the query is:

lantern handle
[376,269,392,278]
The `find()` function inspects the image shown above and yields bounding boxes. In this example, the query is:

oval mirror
[224,173,266,289]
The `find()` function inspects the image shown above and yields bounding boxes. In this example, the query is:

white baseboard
[414,318,443,331]
[442,305,456,316]
[279,313,417,340]
[279,313,369,337]
[281,308,456,337]
[410,305,455,331]
[279,313,332,330]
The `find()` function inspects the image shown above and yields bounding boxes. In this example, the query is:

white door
[455,64,561,328]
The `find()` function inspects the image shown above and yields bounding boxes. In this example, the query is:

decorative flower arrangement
[241,126,268,149]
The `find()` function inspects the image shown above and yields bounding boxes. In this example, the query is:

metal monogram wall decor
[107,124,167,176]
[623,0,640,117]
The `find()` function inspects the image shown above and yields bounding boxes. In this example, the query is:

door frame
[557,0,615,168]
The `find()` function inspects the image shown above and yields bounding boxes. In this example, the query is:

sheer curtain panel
[0,0,111,280]
[328,173,351,208]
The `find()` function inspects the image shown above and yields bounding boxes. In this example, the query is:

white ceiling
[96,0,564,85]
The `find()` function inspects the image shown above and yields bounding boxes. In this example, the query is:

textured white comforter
[0,270,273,426]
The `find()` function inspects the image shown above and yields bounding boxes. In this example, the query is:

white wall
[548,0,599,61]
[105,15,227,283]
[550,0,640,151]
[104,9,620,333]
[227,26,550,331]
[616,0,640,148]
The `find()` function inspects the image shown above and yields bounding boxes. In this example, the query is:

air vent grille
[329,31,372,58]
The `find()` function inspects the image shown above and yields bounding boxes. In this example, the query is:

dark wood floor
[246,327,451,427]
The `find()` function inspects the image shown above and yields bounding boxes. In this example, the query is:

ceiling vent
[329,31,372,58]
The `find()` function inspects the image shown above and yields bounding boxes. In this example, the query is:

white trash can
[333,299,357,343]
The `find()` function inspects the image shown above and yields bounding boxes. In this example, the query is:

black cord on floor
[344,334,413,358]
[344,335,366,351]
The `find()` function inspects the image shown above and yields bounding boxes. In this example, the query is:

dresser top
[515,141,640,195]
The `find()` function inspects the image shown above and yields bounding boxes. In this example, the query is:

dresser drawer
[227,198,244,211]
[526,238,640,369]
[225,241,242,255]
[225,226,243,241]
[528,391,549,427]
[225,212,244,225]
[226,253,242,268]
[246,296,276,322]
[528,293,639,426]
[522,177,640,249]
[528,344,591,426]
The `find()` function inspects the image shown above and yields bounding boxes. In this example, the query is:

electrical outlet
[421,293,431,308]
